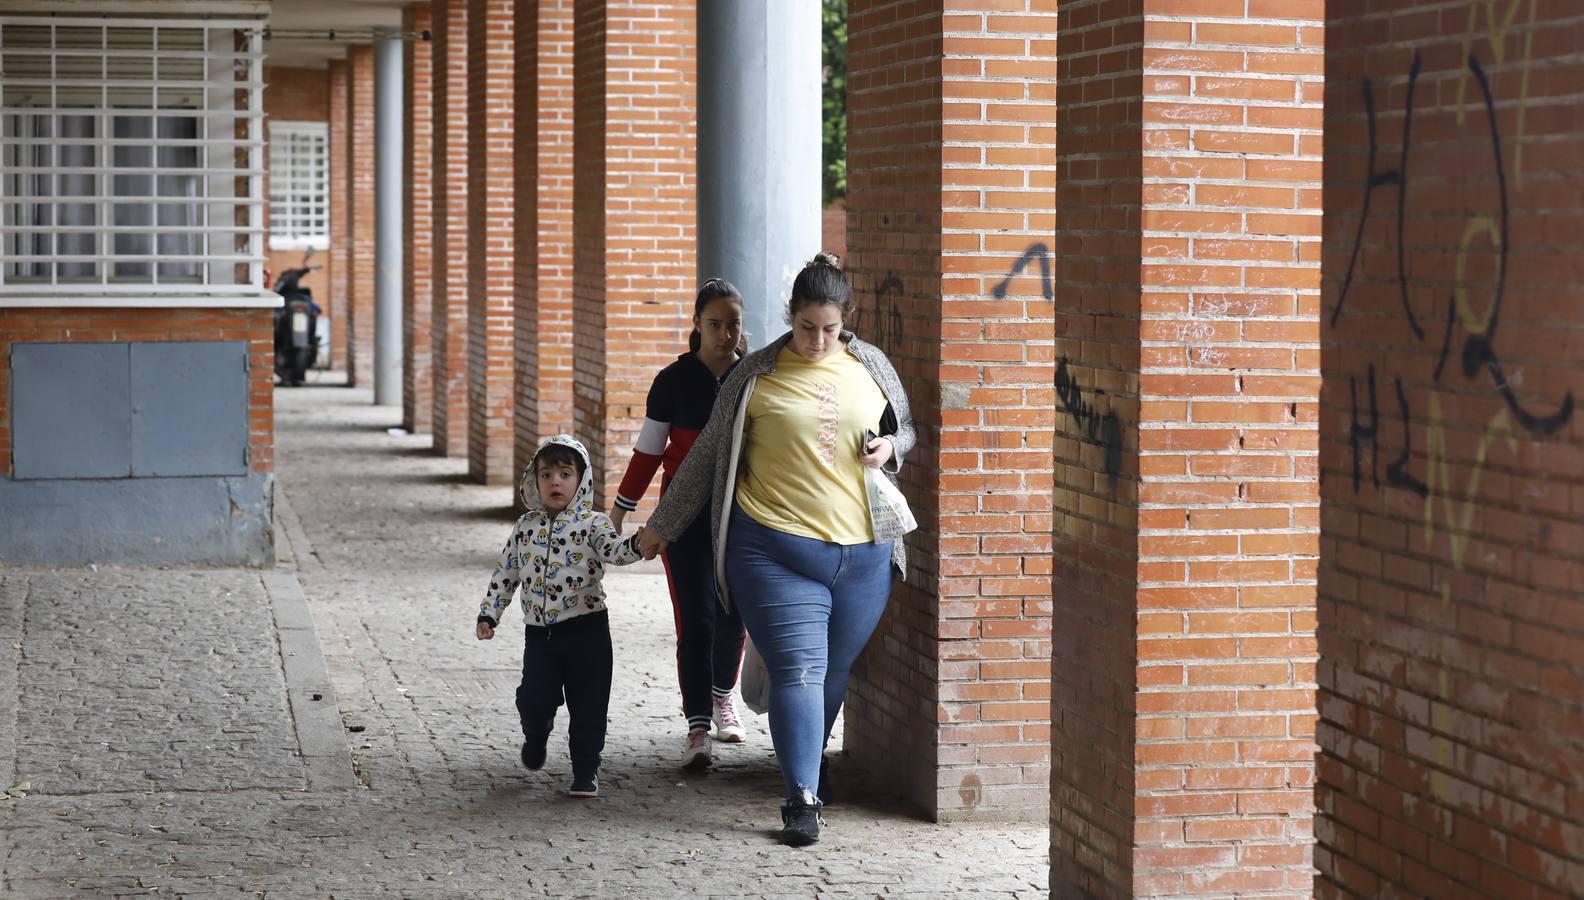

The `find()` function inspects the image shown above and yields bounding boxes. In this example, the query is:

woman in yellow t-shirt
[638,253,917,847]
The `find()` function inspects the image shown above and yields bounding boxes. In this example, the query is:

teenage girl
[611,279,749,768]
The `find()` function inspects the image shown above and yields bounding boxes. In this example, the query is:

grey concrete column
[373,35,404,407]
[697,0,823,350]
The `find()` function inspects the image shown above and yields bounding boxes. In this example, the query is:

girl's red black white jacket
[615,352,739,514]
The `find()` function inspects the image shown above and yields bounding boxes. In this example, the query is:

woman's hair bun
[809,251,842,270]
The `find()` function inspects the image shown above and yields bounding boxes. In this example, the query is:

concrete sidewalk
[0,381,1047,897]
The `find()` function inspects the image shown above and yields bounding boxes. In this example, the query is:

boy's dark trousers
[515,610,613,779]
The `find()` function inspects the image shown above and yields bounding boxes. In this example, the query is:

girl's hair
[689,277,748,354]
[785,251,853,323]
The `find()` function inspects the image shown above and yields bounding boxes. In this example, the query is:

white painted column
[697,0,823,350]
[373,35,405,407]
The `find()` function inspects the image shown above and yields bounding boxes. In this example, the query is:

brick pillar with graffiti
[841,1,1057,822]
[1054,0,1323,894]
[1318,2,1584,896]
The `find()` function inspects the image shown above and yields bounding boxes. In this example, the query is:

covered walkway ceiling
[267,0,407,69]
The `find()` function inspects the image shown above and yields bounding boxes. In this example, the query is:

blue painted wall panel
[130,341,248,477]
[0,473,274,566]
[4,340,271,564]
[11,342,132,480]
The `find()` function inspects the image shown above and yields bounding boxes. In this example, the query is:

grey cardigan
[645,331,917,610]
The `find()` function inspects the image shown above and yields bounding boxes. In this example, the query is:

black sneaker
[521,738,547,771]
[779,798,823,846]
[568,773,599,798]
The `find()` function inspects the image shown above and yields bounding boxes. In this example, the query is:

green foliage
[822,0,847,206]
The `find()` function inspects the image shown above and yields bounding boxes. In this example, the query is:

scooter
[272,247,323,386]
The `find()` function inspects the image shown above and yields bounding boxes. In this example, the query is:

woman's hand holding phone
[859,429,893,469]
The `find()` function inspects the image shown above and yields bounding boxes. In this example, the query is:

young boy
[475,435,644,797]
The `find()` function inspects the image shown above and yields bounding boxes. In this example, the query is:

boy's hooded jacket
[478,435,642,628]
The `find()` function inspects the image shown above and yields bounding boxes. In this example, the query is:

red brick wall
[0,309,275,478]
[1055,0,1323,894]
[403,4,436,434]
[841,0,946,818]
[512,0,576,487]
[1052,5,1143,891]
[466,0,516,486]
[1133,3,1323,898]
[821,200,847,261]
[327,59,350,372]
[263,66,332,317]
[842,0,1059,824]
[345,45,377,388]
[431,0,471,457]
[571,0,696,509]
[935,2,1058,821]
[264,65,330,117]
[1318,2,1584,897]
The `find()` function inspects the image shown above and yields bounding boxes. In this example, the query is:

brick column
[841,0,1058,823]
[1319,3,1583,898]
[431,0,470,457]
[327,59,349,373]
[571,1,696,508]
[402,3,435,434]
[1053,2,1322,895]
[841,0,947,817]
[345,45,377,389]
[465,0,516,485]
[512,0,575,485]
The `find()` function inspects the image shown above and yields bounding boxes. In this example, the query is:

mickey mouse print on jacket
[477,435,643,628]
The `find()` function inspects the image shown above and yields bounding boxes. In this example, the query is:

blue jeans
[724,504,894,802]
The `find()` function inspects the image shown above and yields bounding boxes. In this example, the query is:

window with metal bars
[267,121,329,251]
[0,16,265,296]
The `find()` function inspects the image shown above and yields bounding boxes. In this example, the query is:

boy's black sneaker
[568,773,599,798]
[779,798,824,847]
[521,739,547,771]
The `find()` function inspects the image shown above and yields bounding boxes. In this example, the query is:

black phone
[863,428,879,454]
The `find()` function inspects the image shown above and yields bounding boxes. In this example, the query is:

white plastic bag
[740,637,770,715]
[866,467,918,536]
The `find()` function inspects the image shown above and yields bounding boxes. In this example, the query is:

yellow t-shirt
[736,344,889,545]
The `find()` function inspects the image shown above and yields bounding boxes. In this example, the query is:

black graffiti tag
[1433,55,1573,436]
[1332,54,1423,337]
[865,272,903,355]
[1386,377,1428,498]
[992,243,1054,301]
[1055,357,1122,479]
[1336,51,1573,496]
[1349,364,1381,493]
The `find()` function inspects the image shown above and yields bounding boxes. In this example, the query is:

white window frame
[0,15,267,299]
[267,120,329,252]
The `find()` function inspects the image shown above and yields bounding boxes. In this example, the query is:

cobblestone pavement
[0,381,1048,898]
